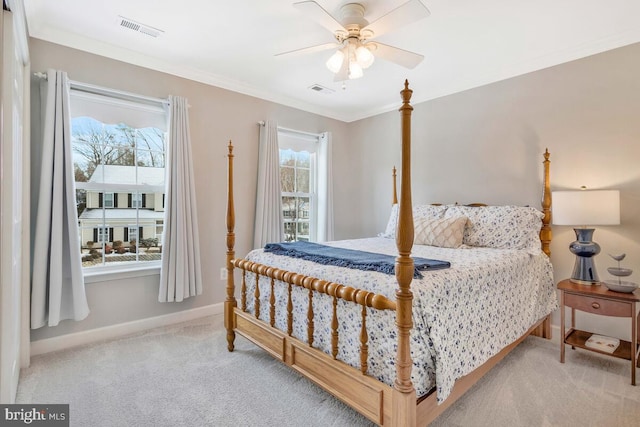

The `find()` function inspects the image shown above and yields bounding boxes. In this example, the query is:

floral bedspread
[242,237,557,403]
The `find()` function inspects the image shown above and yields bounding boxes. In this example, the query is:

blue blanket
[263,241,450,279]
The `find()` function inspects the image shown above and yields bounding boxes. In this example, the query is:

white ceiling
[22,0,640,122]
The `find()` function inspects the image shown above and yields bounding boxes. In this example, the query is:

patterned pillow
[414,216,468,248]
[380,204,447,238]
[414,204,447,222]
[444,205,544,251]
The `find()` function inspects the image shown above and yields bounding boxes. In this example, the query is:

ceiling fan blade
[275,42,340,57]
[293,1,347,35]
[361,0,431,39]
[369,42,424,69]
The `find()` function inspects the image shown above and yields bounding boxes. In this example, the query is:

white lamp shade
[552,190,620,226]
[348,61,363,79]
[326,50,345,73]
[356,45,375,69]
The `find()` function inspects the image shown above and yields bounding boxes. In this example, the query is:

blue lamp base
[569,228,601,285]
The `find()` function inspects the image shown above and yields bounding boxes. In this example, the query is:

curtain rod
[33,72,169,107]
[258,121,322,138]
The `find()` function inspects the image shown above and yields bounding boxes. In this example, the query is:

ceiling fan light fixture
[326,49,345,73]
[355,44,374,69]
[348,61,363,79]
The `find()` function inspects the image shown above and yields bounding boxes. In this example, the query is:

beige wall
[29,38,350,341]
[350,42,640,340]
[29,37,640,343]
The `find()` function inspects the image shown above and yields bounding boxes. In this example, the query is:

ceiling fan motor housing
[340,3,368,29]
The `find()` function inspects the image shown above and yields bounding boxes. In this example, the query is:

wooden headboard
[390,149,552,256]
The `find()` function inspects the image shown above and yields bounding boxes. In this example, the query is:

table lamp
[552,189,620,285]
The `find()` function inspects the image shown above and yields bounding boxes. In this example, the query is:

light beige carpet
[17,315,640,426]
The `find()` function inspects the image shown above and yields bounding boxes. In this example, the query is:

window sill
[83,263,161,284]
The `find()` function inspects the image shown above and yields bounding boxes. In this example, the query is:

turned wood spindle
[331,295,339,360]
[287,282,293,336]
[241,269,247,312]
[360,304,369,374]
[307,288,315,347]
[270,277,276,327]
[254,272,261,319]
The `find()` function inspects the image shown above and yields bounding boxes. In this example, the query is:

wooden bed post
[540,149,552,257]
[392,166,398,205]
[393,80,417,426]
[531,148,553,340]
[225,140,237,351]
[523,149,554,340]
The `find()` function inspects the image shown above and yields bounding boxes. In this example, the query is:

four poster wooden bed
[224,81,555,426]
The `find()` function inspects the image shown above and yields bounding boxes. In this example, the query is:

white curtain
[31,69,89,328]
[159,96,202,302]
[254,120,284,248]
[317,132,334,242]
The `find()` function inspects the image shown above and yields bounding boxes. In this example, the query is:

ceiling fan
[276,0,431,81]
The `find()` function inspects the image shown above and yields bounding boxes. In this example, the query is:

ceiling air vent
[308,84,334,95]
[118,16,164,38]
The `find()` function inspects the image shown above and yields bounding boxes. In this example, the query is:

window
[71,90,167,271]
[131,192,143,208]
[279,131,318,242]
[103,192,115,208]
[155,220,164,246]
[95,226,110,243]
[127,226,138,243]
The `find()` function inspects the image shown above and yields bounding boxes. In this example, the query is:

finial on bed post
[226,140,238,351]
[392,166,398,205]
[540,149,552,257]
[393,80,416,424]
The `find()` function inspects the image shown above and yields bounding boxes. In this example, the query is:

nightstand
[558,279,640,385]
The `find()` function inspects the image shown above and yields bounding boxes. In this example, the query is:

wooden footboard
[230,303,397,425]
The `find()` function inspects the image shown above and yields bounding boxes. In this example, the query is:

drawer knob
[591,302,600,309]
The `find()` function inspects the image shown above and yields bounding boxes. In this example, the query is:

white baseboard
[31,303,223,356]
[29,307,560,357]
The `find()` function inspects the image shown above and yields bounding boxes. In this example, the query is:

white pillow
[380,204,447,238]
[444,205,544,251]
[380,204,399,238]
[414,216,467,248]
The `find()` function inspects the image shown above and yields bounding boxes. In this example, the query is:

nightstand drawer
[564,293,632,317]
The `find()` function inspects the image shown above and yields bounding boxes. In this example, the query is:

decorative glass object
[603,253,638,293]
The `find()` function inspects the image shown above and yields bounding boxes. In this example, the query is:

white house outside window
[71,90,168,271]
